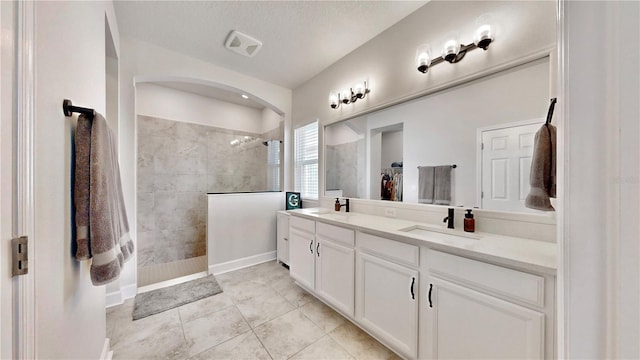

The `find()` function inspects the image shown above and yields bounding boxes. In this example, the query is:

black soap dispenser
[464,209,475,233]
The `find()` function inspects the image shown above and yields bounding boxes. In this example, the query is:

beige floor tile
[182,306,251,357]
[106,299,134,340]
[190,331,271,360]
[277,280,315,307]
[300,298,346,333]
[329,322,393,360]
[254,309,325,360]
[289,335,355,360]
[222,278,278,303]
[235,291,296,328]
[111,308,182,348]
[178,292,234,323]
[112,324,188,360]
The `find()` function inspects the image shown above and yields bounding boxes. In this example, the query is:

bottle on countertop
[464,209,475,233]
[335,198,341,211]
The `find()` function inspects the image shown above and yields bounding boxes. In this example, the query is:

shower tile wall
[137,115,271,266]
[325,139,365,198]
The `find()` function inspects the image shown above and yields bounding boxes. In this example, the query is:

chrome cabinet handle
[309,240,313,254]
[410,277,415,300]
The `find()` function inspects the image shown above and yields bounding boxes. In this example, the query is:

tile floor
[107,260,400,360]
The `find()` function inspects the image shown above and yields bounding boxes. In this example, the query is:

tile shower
[136,115,282,284]
[325,139,365,198]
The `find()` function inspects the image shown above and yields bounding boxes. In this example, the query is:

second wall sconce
[416,24,493,74]
[329,80,370,109]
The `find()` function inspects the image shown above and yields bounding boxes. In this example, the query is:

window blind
[294,122,318,200]
[267,140,281,191]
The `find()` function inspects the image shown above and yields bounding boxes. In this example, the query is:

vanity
[287,207,556,360]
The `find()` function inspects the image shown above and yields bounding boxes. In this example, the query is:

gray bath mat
[132,275,223,320]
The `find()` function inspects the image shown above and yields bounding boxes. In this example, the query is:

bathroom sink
[398,225,481,241]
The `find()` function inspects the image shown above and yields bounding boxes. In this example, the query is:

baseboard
[209,251,276,275]
[100,338,112,360]
[137,271,208,294]
[105,283,138,308]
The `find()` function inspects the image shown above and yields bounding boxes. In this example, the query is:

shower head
[262,141,269,146]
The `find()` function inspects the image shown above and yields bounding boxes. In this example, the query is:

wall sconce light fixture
[329,81,370,109]
[416,24,493,74]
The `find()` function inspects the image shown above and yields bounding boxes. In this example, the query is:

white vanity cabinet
[276,211,290,265]
[420,249,552,360]
[315,222,355,317]
[289,216,315,290]
[356,232,419,359]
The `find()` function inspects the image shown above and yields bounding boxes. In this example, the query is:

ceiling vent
[224,30,263,58]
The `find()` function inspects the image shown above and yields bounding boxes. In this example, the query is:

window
[294,121,318,200]
[267,140,281,191]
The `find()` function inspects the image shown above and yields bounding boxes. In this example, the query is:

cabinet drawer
[427,250,545,308]
[317,222,354,247]
[357,232,419,267]
[290,216,315,233]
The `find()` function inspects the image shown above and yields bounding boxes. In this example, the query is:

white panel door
[276,213,290,265]
[315,237,355,317]
[480,121,542,212]
[289,227,315,290]
[356,251,418,359]
[423,276,544,360]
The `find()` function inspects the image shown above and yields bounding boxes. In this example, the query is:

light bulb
[415,44,431,73]
[443,39,460,63]
[474,24,493,50]
[341,89,352,104]
[329,92,339,109]
[353,82,364,97]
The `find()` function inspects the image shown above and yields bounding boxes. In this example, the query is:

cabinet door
[356,251,418,359]
[423,276,544,360]
[315,237,355,317]
[289,227,315,290]
[276,213,290,265]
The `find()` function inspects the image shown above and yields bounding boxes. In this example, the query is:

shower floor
[137,256,208,289]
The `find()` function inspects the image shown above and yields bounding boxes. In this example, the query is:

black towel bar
[417,164,457,169]
[63,99,95,118]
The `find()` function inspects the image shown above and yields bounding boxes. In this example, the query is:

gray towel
[433,165,452,205]
[74,113,134,285]
[525,123,556,211]
[418,166,435,203]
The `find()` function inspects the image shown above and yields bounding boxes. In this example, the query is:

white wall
[207,192,284,273]
[261,107,283,134]
[119,37,292,300]
[562,1,640,358]
[380,130,403,170]
[292,1,555,128]
[33,1,120,358]
[136,83,264,133]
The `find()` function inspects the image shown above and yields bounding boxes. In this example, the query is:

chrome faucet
[335,198,350,213]
[443,208,454,229]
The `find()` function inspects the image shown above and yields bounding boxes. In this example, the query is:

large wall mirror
[325,56,554,214]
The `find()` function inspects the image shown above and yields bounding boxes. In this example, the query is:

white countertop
[288,208,557,275]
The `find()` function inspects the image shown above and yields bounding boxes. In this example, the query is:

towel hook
[545,98,557,125]
[63,99,95,119]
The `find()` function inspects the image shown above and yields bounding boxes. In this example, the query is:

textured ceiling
[114,1,428,89]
